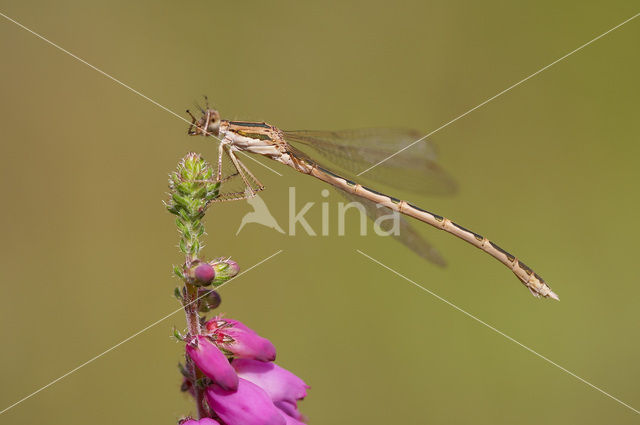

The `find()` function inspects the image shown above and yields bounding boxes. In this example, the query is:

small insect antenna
[203,95,210,110]
[193,100,205,114]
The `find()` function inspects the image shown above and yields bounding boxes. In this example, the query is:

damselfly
[186,101,558,300]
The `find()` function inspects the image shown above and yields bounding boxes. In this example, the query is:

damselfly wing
[283,129,458,196]
[187,106,558,300]
[284,141,449,267]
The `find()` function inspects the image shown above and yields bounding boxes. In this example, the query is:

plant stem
[166,153,219,420]
[184,256,207,418]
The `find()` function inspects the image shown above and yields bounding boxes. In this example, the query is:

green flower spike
[165,153,219,258]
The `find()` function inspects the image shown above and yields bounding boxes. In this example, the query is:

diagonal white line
[0,12,186,123]
[238,151,283,176]
[356,249,640,415]
[0,11,284,177]
[358,11,640,177]
[3,5,638,415]
[0,249,283,415]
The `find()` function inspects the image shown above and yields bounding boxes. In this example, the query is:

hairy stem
[166,153,219,420]
[184,255,208,418]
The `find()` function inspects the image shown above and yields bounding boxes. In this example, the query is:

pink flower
[279,411,307,425]
[180,418,220,425]
[274,400,306,424]
[186,335,238,391]
[183,317,308,423]
[232,359,309,404]
[205,379,286,425]
[205,318,276,362]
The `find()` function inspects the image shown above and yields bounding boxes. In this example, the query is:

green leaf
[178,209,190,222]
[176,182,193,196]
[174,286,183,300]
[193,186,208,199]
[173,328,184,341]
[173,266,185,280]
[178,362,189,378]
[175,218,187,233]
[172,193,190,209]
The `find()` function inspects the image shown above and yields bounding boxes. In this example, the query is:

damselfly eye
[202,110,221,136]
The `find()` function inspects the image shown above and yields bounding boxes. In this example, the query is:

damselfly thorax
[186,104,558,301]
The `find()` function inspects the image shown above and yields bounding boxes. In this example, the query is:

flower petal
[232,359,309,403]
[206,318,276,362]
[205,317,252,333]
[224,328,276,361]
[274,400,305,422]
[280,413,306,425]
[181,418,221,425]
[186,335,238,391]
[205,379,286,425]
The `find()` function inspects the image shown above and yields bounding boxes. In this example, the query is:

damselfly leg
[222,142,264,200]
[186,111,264,202]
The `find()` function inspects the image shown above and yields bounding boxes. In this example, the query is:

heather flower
[180,418,220,425]
[232,359,309,405]
[186,318,278,390]
[277,407,306,425]
[205,379,286,425]
[184,319,309,423]
[168,154,309,422]
[204,317,276,362]
[281,416,306,425]
[206,317,251,333]
[274,399,307,423]
[186,335,238,391]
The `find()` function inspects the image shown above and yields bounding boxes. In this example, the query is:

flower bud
[198,289,222,313]
[209,258,240,285]
[188,262,216,286]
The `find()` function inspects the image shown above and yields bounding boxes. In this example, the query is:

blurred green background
[1,1,639,424]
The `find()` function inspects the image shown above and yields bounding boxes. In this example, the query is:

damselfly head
[187,108,221,137]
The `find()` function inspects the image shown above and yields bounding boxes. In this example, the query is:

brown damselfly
[186,102,558,300]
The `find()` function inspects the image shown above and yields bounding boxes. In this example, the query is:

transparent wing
[284,143,446,265]
[338,190,447,267]
[283,128,457,196]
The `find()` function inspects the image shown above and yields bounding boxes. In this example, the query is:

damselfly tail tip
[548,290,560,301]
